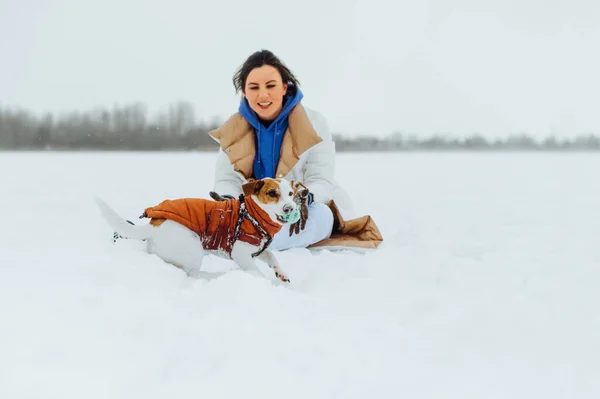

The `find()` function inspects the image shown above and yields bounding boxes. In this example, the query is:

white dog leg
[258,250,290,283]
[150,220,205,278]
[231,241,264,278]
[181,245,206,278]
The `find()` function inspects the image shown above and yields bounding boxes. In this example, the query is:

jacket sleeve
[302,109,337,204]
[213,148,244,197]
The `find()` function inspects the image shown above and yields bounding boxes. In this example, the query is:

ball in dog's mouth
[276,208,301,224]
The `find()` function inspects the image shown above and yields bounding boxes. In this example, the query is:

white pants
[269,202,334,251]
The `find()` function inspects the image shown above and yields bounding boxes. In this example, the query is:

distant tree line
[334,132,600,151]
[1,102,598,151]
[0,101,220,151]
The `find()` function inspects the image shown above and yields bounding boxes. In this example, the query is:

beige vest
[208,104,323,179]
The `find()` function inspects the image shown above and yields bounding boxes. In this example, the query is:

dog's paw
[273,266,290,283]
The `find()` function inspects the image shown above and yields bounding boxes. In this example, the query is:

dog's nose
[283,204,293,214]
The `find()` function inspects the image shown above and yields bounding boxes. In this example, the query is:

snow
[1,151,599,398]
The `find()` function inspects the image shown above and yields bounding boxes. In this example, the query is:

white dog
[95,178,305,283]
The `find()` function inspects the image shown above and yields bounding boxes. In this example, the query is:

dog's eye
[267,190,279,198]
[289,191,293,196]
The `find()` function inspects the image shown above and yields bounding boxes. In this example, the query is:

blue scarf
[238,88,304,179]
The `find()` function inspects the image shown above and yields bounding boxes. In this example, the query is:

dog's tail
[94,197,154,240]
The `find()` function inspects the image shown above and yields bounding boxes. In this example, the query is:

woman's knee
[308,202,334,240]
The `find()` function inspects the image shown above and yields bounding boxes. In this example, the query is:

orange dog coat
[142,195,282,258]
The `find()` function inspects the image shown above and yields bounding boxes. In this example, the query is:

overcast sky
[1,0,598,138]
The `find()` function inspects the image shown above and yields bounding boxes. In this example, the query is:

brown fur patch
[150,218,166,227]
[254,179,282,205]
[242,180,264,197]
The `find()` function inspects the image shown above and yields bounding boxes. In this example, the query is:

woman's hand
[209,191,231,201]
[289,181,310,236]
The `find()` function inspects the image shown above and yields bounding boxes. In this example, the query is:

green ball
[280,208,301,224]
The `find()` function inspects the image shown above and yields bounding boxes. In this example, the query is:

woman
[208,50,381,252]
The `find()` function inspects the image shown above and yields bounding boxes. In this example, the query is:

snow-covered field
[1,151,599,398]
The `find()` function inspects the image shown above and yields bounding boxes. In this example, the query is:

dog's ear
[242,179,265,197]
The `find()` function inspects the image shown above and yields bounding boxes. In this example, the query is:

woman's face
[243,65,288,121]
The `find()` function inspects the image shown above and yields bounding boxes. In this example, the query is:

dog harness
[141,194,282,258]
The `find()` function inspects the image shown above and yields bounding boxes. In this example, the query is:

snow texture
[1,151,599,398]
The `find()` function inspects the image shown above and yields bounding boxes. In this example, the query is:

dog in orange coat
[95,178,305,283]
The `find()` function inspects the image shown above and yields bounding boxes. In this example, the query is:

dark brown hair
[233,49,300,94]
